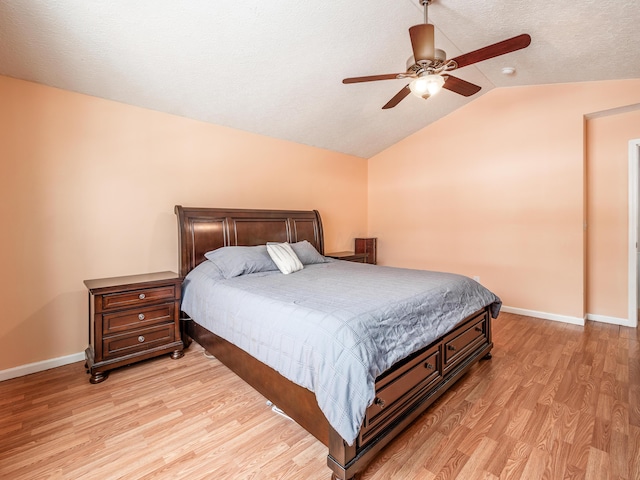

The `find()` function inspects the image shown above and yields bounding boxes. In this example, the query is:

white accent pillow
[266,242,304,275]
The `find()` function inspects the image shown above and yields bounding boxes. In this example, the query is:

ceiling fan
[342,0,531,109]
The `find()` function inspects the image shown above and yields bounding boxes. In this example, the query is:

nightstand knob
[138,293,146,300]
[138,335,145,343]
[138,313,145,321]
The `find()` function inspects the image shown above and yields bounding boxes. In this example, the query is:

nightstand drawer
[102,303,175,335]
[100,285,177,311]
[103,324,175,359]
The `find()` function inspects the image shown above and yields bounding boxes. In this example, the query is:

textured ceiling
[1,1,638,158]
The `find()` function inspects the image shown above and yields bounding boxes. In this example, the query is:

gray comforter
[181,260,501,445]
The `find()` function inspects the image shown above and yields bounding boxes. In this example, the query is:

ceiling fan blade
[442,75,482,97]
[449,33,531,69]
[382,85,411,109]
[409,23,435,62]
[342,73,405,84]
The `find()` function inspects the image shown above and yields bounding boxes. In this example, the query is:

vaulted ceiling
[1,1,638,158]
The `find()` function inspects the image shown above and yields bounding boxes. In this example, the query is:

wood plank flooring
[0,312,638,479]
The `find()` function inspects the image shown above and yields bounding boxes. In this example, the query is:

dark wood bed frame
[175,206,493,480]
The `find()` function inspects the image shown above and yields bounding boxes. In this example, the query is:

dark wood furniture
[355,237,377,265]
[84,271,184,384]
[327,238,377,264]
[175,206,493,480]
[325,251,368,263]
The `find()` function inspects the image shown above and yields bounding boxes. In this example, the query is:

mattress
[181,259,501,445]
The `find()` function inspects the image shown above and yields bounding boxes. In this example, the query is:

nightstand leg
[89,370,108,384]
[170,349,184,360]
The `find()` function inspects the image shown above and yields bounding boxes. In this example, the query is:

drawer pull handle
[139,293,146,300]
[138,313,145,321]
[374,397,385,409]
[447,345,456,351]
[424,362,434,370]
[475,326,483,332]
[138,335,145,343]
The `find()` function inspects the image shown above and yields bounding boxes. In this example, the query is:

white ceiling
[1,0,638,158]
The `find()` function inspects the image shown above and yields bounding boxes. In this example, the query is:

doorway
[629,138,640,327]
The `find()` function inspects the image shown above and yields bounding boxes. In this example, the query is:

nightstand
[355,237,377,265]
[84,271,184,384]
[325,251,369,263]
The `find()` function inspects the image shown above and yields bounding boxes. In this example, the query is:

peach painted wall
[368,79,640,321]
[0,75,367,371]
[586,109,640,319]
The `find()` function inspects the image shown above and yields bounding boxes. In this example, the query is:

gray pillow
[204,245,278,279]
[288,241,329,265]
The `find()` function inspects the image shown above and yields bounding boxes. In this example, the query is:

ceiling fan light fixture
[409,74,445,98]
[341,0,531,109]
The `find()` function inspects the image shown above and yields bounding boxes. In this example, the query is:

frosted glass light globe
[409,74,445,98]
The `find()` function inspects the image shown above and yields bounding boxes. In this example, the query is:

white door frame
[628,138,640,328]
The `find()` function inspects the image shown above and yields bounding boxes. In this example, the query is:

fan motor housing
[406,48,446,70]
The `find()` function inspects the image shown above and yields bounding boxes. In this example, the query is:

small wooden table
[84,271,184,383]
[325,251,368,263]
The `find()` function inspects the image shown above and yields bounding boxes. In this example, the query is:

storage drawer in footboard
[360,345,442,445]
[443,311,488,374]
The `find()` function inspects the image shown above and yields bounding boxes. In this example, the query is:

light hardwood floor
[0,312,638,480]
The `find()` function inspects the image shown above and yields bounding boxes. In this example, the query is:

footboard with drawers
[328,308,492,479]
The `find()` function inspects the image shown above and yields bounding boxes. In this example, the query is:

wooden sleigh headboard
[174,206,325,278]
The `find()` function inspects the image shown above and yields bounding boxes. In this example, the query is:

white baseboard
[500,306,585,326]
[0,308,633,382]
[586,313,635,327]
[0,352,85,382]
[502,306,636,327]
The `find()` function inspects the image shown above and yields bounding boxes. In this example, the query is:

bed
[175,206,500,480]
